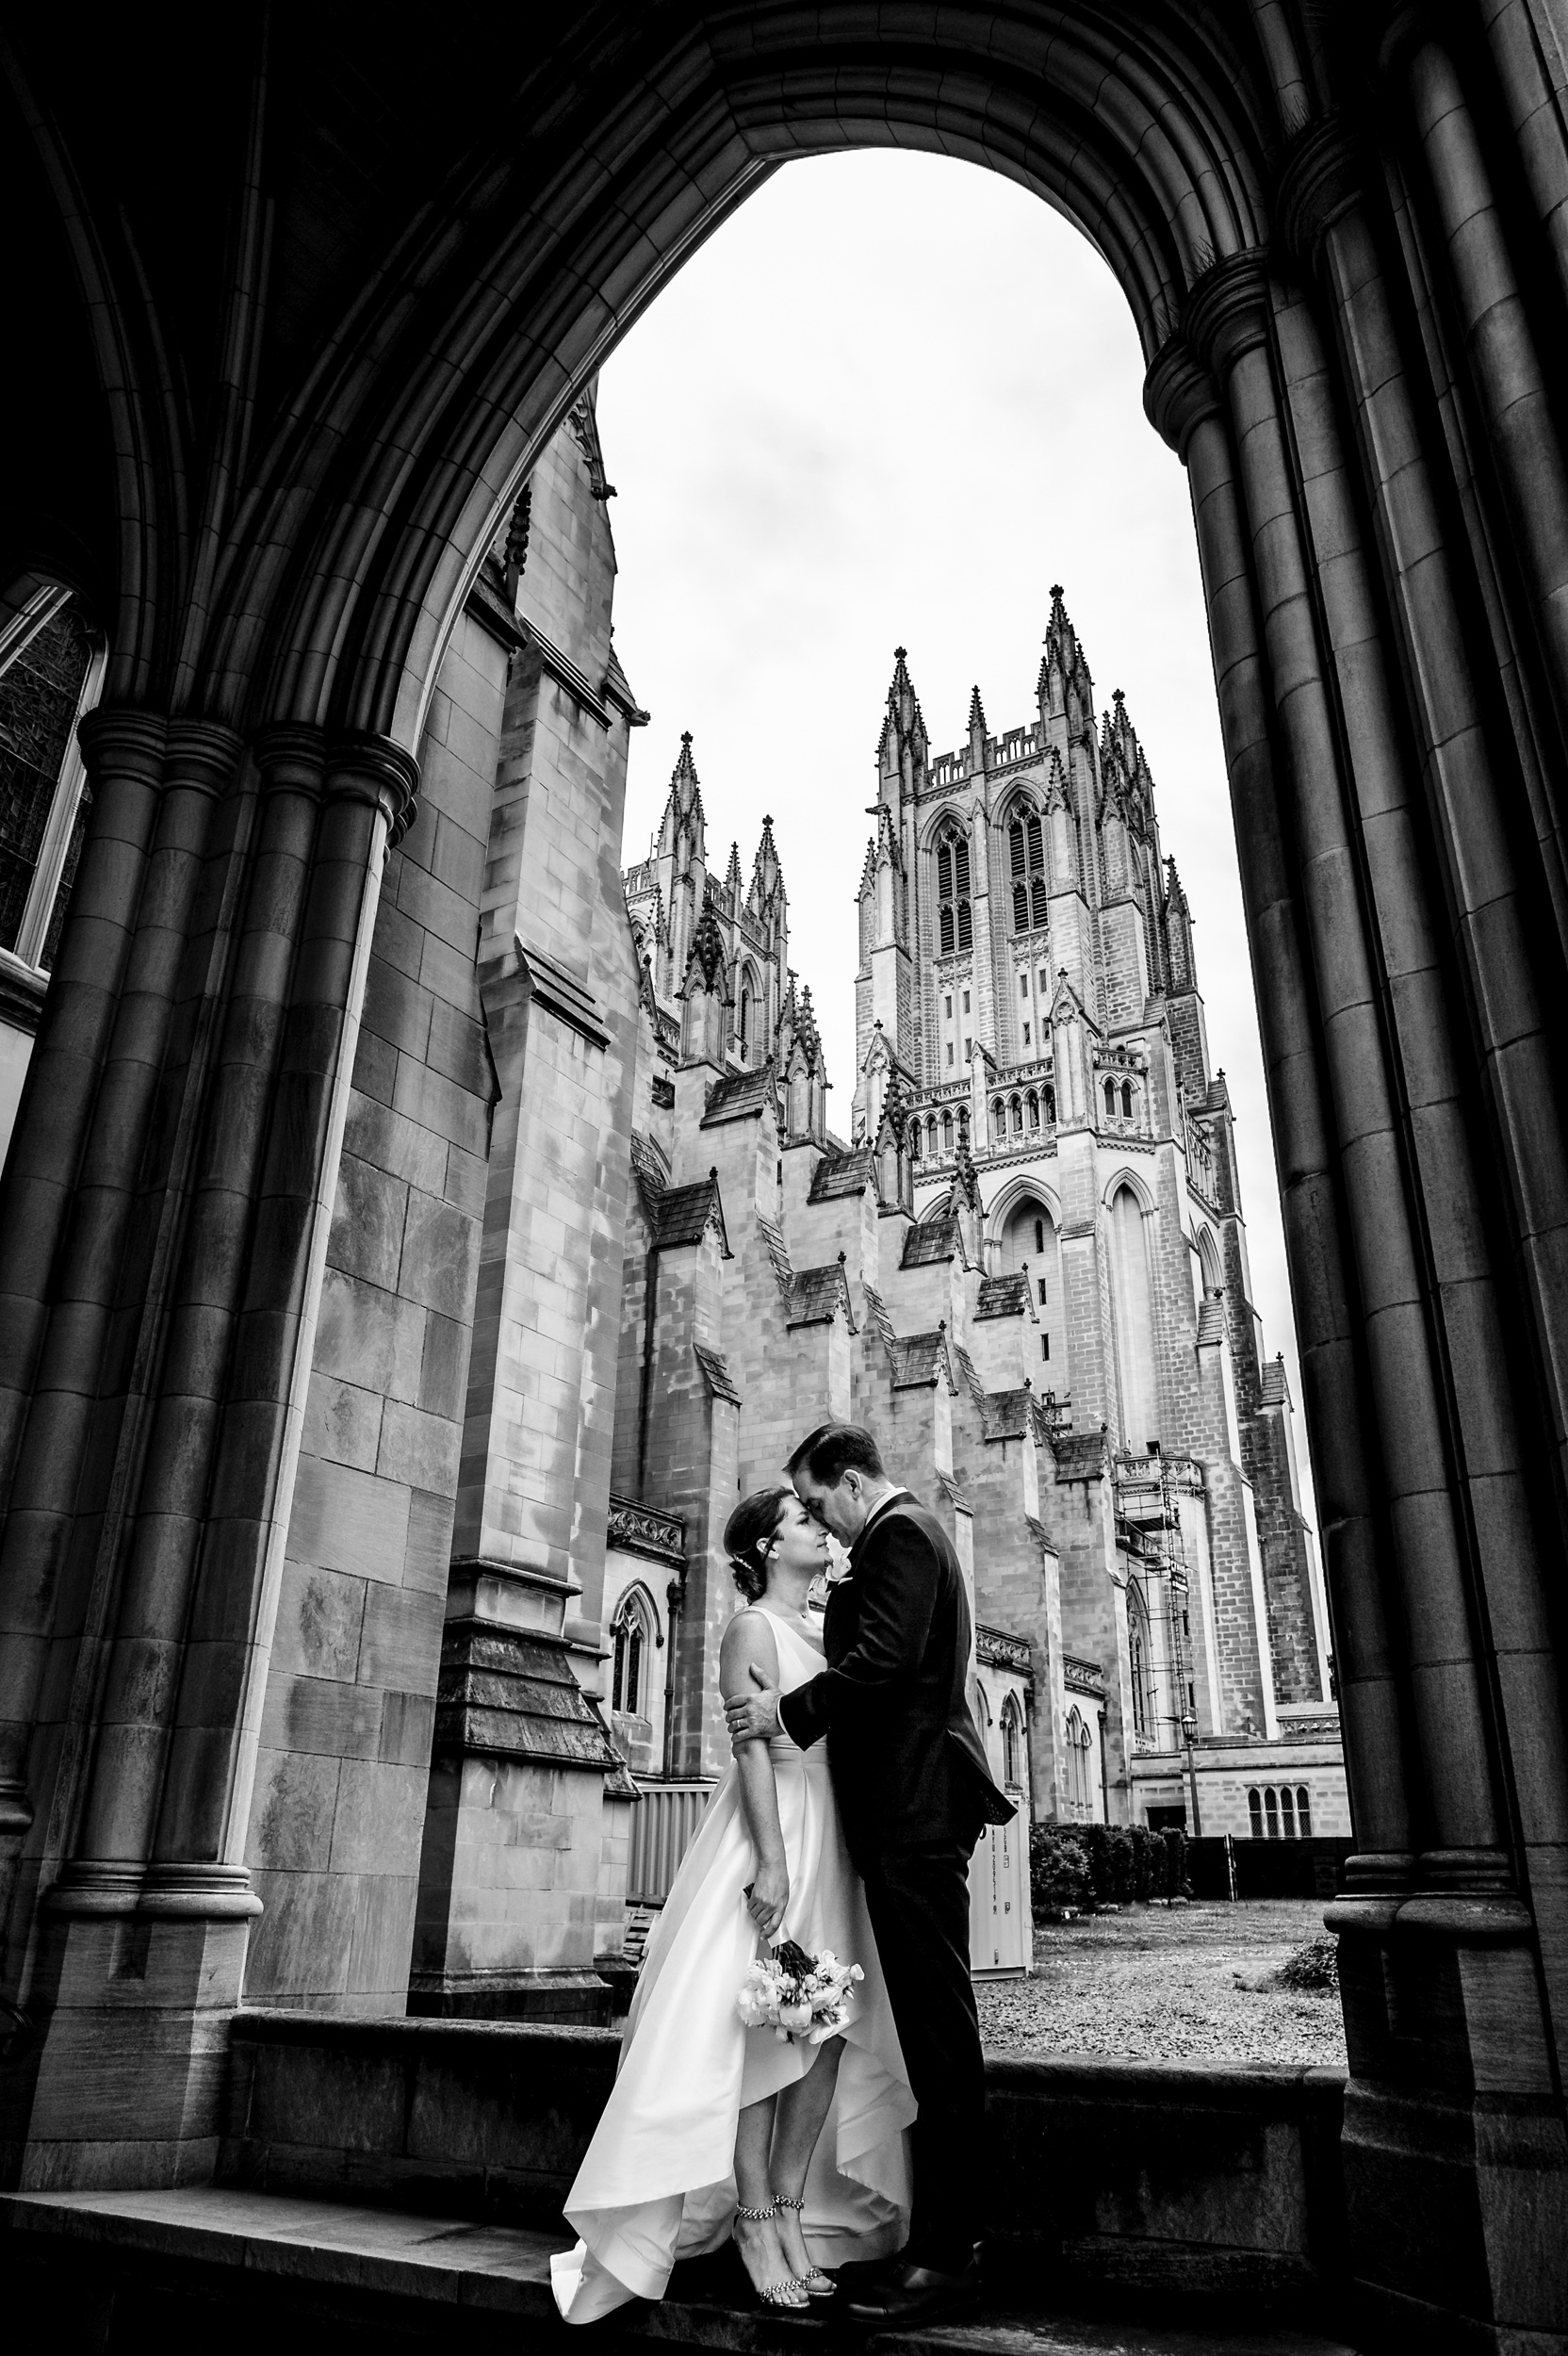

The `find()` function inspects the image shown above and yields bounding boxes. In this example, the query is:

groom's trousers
[860,1839,984,2271]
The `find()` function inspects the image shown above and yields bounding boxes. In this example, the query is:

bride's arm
[720,1612,789,1941]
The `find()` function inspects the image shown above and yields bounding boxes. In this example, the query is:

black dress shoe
[841,2255,981,2325]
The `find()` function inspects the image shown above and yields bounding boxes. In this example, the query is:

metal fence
[626,1781,714,1906]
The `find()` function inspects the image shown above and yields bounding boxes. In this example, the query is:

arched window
[1110,1186,1158,1449]
[992,1098,1005,1142]
[937,826,972,956]
[1010,1095,1022,1135]
[1248,1788,1264,1838]
[1044,1086,1056,1123]
[1034,1218,1045,1255]
[1103,1076,1117,1118]
[941,1110,954,1153]
[612,1591,653,1717]
[1281,1786,1297,1837]
[957,1107,970,1148]
[1027,1090,1039,1130]
[1064,1708,1093,1821]
[1120,1079,1133,1119]
[908,1121,921,1161]
[1128,1589,1151,1736]
[0,594,103,973]
[927,1116,939,1159]
[1001,1695,1023,1790]
[1297,1786,1313,1836]
[1265,1788,1280,1838]
[1008,806,1048,934]
[739,985,751,1062]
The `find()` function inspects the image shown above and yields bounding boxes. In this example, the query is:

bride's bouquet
[737,1936,863,2045]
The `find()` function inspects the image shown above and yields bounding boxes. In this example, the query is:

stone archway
[2,7,1567,2337]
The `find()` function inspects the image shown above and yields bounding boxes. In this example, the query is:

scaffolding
[1115,1445,1204,1833]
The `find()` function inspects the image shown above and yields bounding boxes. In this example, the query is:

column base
[6,1901,253,2192]
[1332,1895,1568,2351]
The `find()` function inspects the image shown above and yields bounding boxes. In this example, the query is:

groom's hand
[725,1663,782,1751]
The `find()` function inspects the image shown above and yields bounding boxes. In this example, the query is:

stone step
[2,2185,1358,2354]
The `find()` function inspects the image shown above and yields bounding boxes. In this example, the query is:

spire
[878,646,928,779]
[748,812,785,918]
[657,730,706,861]
[1037,584,1093,721]
[1165,854,1198,990]
[685,876,727,991]
[968,683,987,734]
[724,841,743,905]
[858,836,877,899]
[794,983,822,1071]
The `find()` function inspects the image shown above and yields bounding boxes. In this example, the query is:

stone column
[16,728,414,2188]
[1144,335,1416,1876]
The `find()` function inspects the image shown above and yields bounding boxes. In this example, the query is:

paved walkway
[2,2184,1357,2354]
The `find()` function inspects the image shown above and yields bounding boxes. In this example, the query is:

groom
[723,1421,1014,2325]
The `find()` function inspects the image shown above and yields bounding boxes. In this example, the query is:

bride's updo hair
[724,1484,793,1602]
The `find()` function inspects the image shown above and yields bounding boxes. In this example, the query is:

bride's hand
[747,1857,789,1940]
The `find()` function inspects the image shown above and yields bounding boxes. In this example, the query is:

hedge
[1028,1819,1189,1911]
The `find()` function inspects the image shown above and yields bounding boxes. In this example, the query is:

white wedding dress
[551,1604,915,2321]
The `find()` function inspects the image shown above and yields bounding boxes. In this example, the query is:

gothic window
[1265,1788,1280,1837]
[941,1111,954,1153]
[937,827,972,955]
[1128,1590,1150,1736]
[1111,1185,1158,1448]
[1103,1076,1117,1118]
[1008,805,1047,935]
[1001,1695,1023,1790]
[1044,1086,1056,1122]
[909,1122,921,1161]
[739,986,751,1062]
[962,990,971,1013]
[1038,968,1049,995]
[927,1116,939,1159]
[1041,1333,1050,1360]
[1298,1786,1313,1835]
[946,1043,954,1066]
[1020,973,1028,999]
[1037,1277,1048,1306]
[1035,1218,1045,1255]
[612,1590,653,1717]
[992,1098,1005,1142]
[1248,1787,1264,1837]
[964,1036,972,1060]
[1120,1080,1133,1119]
[1027,1090,1039,1130]
[944,993,953,1018]
[1064,1707,1093,1821]
[1281,1786,1297,1837]
[1010,1095,1022,1135]
[1021,1022,1031,1046]
[957,1108,970,1148]
[0,594,103,973]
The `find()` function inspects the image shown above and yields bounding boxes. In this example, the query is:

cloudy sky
[598,151,1316,1531]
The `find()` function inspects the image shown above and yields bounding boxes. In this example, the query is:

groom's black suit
[778,1492,1013,2272]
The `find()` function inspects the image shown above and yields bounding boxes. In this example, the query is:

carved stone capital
[164,716,244,799]
[254,719,326,799]
[74,704,168,788]
[1278,115,1364,274]
[327,731,421,846]
[1184,252,1273,379]
[1142,335,1222,460]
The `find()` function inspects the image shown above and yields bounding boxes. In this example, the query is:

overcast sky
[598,151,1317,1535]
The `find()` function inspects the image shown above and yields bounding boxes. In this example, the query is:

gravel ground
[975,1898,1348,2068]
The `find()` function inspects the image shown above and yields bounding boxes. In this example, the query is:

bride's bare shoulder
[719,1603,779,1693]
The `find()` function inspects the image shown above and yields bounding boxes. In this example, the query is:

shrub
[1105,1825,1135,1902]
[1271,1934,1339,1993]
[1129,1824,1153,1903]
[1157,1824,1189,1899]
[1080,1822,1112,1900]
[1029,1824,1091,1911]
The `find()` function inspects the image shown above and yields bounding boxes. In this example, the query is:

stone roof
[650,1174,727,1253]
[953,1344,988,1411]
[888,1330,954,1391]
[981,1386,1036,1442]
[975,1271,1030,1319]
[694,1342,742,1404]
[808,1146,874,1202]
[756,1211,794,1296]
[787,1262,857,1332]
[902,1214,958,1268]
[1053,1430,1112,1481]
[1197,1296,1227,1346]
[702,1063,776,1125]
[1260,1353,1290,1407]
[932,1467,972,1513]
[434,1622,633,1780]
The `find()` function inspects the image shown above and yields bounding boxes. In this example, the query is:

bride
[550,1484,914,2319]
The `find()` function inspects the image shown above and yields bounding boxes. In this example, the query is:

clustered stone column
[0,705,415,2184]
[1144,25,1568,2322]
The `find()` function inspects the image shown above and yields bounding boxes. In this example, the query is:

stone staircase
[2,2184,1358,2355]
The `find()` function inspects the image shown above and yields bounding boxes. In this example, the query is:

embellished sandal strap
[761,2282,802,2305]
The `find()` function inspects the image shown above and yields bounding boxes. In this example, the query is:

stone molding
[520,618,612,728]
[327,730,421,846]
[1142,335,1222,460]
[44,1857,262,1920]
[606,1496,685,1564]
[1184,251,1273,378]
[74,702,167,787]
[1277,114,1364,272]
[516,935,612,1048]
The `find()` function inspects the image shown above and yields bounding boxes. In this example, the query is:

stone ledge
[0,2184,1359,2353]
[218,2016,1349,2320]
